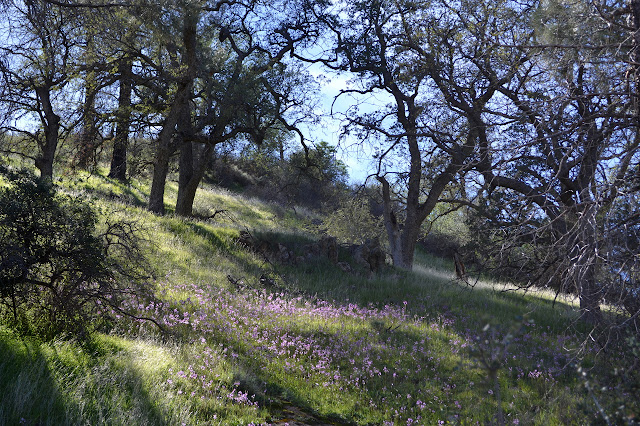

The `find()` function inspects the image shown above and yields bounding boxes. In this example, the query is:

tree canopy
[0,0,639,326]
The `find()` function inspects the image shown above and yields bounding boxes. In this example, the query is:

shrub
[325,196,384,245]
[217,141,349,210]
[0,167,156,340]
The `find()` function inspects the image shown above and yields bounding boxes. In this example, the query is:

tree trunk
[175,102,195,217]
[109,58,133,182]
[147,8,198,214]
[387,228,406,268]
[175,143,213,216]
[397,227,420,269]
[34,86,60,180]
[579,274,602,324]
[175,140,194,217]
[75,72,98,169]
[375,120,463,270]
[575,204,602,323]
[379,207,421,269]
[377,175,404,266]
[562,203,602,324]
[147,103,181,214]
[377,174,421,269]
[175,98,214,217]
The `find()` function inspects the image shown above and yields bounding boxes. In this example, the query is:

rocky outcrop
[319,236,339,264]
[352,237,385,273]
[236,231,386,274]
[237,230,271,253]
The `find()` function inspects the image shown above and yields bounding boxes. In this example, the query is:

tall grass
[0,168,636,424]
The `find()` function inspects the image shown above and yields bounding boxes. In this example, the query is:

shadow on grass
[83,337,171,425]
[156,213,589,346]
[63,172,149,208]
[0,330,171,425]
[185,221,235,252]
[0,333,70,425]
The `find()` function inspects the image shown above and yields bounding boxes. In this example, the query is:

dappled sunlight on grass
[56,169,316,234]
[108,272,590,424]
[413,263,456,282]
[0,327,271,425]
[2,169,634,425]
[57,169,149,207]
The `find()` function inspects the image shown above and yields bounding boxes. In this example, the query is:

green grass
[0,328,269,425]
[1,167,638,425]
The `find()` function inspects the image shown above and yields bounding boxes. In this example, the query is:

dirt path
[269,401,348,425]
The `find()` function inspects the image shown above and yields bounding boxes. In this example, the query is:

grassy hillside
[1,170,637,425]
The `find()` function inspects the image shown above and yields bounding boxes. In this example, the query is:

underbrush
[1,169,637,425]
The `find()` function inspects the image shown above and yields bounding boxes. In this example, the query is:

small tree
[325,192,384,245]
[0,167,157,340]
[0,1,80,179]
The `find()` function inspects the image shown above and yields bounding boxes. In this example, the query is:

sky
[304,65,383,185]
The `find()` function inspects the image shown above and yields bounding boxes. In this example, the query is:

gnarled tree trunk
[75,71,99,170]
[109,58,133,182]
[34,86,60,180]
[147,99,184,214]
[567,204,602,324]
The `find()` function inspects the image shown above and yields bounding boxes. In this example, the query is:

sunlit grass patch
[0,328,270,425]
[56,169,149,207]
[0,328,69,425]
[53,168,313,233]
[182,182,315,232]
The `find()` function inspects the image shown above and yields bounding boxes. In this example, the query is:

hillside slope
[0,171,636,425]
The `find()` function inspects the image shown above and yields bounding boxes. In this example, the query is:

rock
[257,239,272,253]
[353,243,370,269]
[277,243,295,264]
[319,236,338,263]
[259,274,276,287]
[366,238,386,273]
[352,237,385,273]
[238,230,253,248]
[303,243,321,258]
[236,231,273,255]
[337,261,352,273]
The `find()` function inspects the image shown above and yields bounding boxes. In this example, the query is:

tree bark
[175,139,194,217]
[147,99,183,214]
[109,58,133,182]
[571,203,603,323]
[175,102,197,217]
[147,8,198,214]
[175,142,214,216]
[377,175,406,267]
[34,86,60,180]
[376,173,428,270]
[75,71,98,169]
[561,215,601,319]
